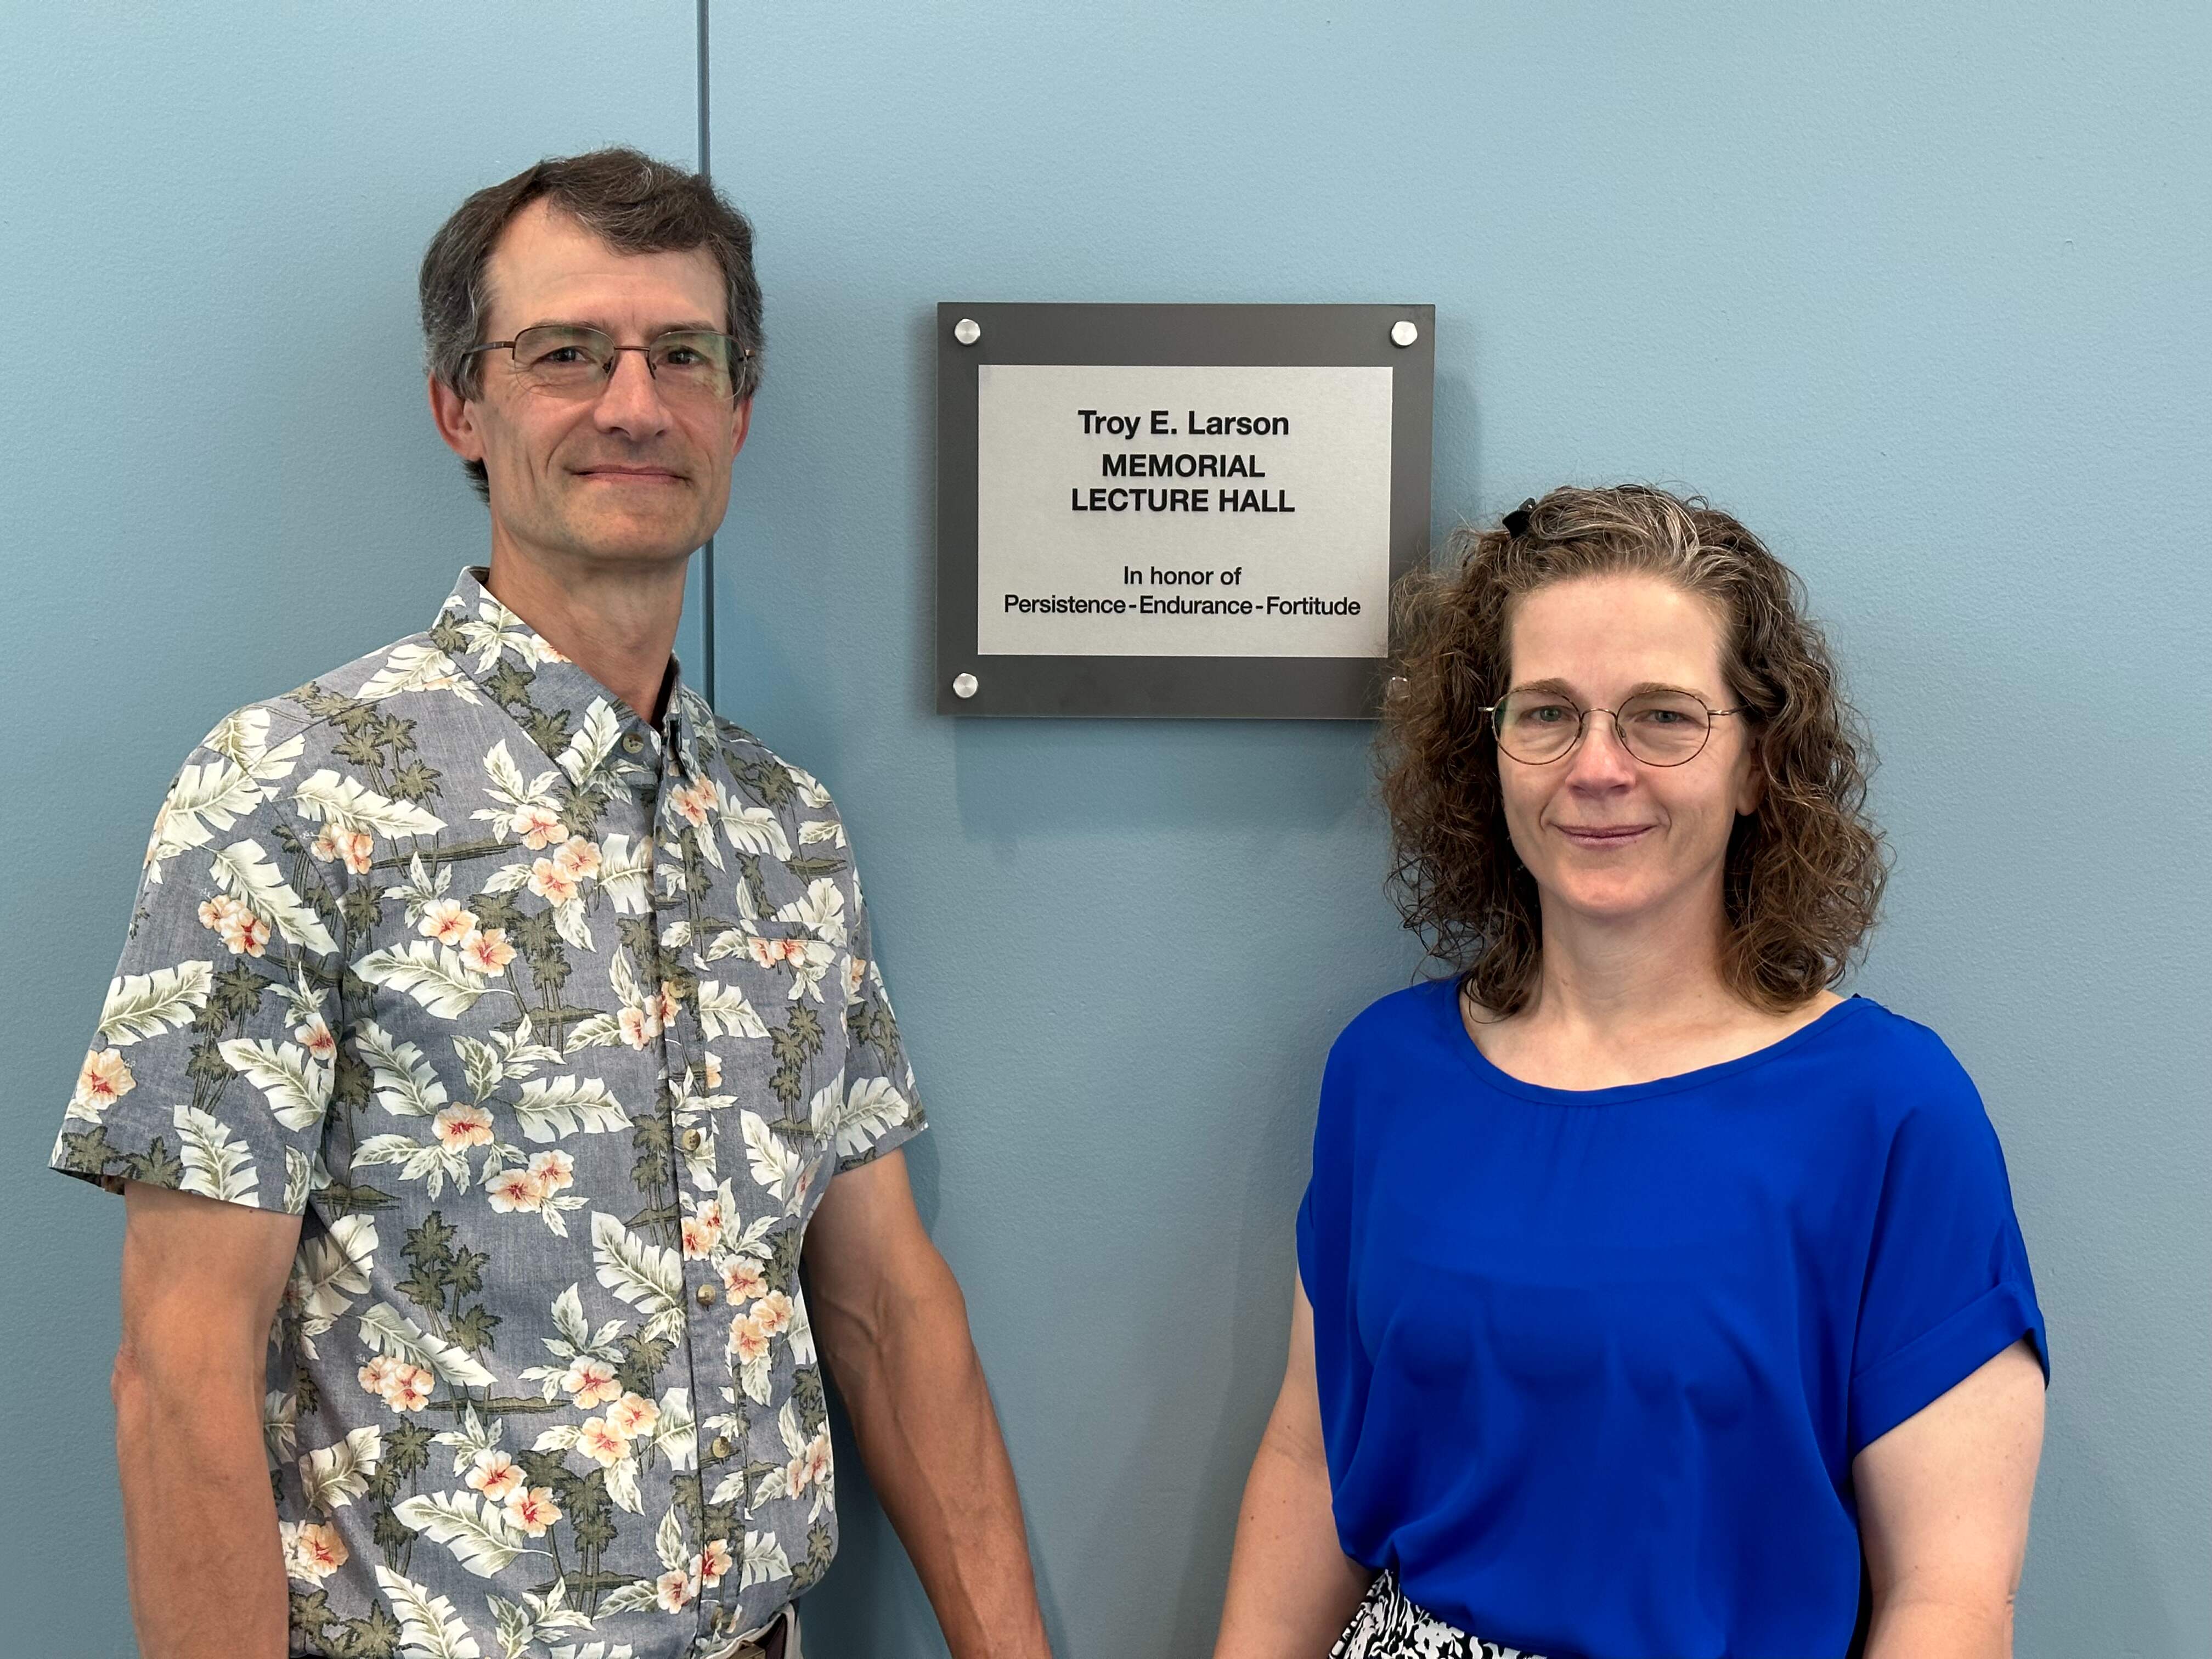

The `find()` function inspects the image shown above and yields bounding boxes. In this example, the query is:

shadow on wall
[951,716,1382,839]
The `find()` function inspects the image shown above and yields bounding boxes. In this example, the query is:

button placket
[645,741,720,1633]
[672,717,770,1638]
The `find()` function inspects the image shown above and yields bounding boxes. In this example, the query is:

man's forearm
[114,1356,289,1659]
[821,1271,1049,1658]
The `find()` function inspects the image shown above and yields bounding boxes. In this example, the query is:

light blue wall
[3,3,2205,1656]
[709,3,2208,1656]
[0,6,699,1654]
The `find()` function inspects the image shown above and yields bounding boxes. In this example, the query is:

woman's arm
[1214,1274,1373,1658]
[1855,1338,2045,1659]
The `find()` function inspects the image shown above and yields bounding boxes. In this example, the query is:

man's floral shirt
[50,568,924,1658]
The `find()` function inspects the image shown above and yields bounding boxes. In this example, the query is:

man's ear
[428,375,485,465]
[727,396,753,465]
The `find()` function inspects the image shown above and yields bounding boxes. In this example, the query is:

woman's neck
[1536,875,1733,1016]
[1465,889,1838,1090]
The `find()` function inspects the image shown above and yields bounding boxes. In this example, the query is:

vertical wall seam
[697,0,718,708]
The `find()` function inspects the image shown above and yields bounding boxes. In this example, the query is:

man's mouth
[573,464,686,483]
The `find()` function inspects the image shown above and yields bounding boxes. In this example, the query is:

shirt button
[710,1435,733,1460]
[681,1127,706,1153]
[622,732,645,754]
[696,1281,720,1307]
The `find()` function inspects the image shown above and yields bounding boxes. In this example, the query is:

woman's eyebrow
[1503,678,1716,699]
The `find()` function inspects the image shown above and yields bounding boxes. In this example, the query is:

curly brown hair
[1379,484,1887,1015]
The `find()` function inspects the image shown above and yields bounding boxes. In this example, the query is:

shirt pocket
[689,920,847,1194]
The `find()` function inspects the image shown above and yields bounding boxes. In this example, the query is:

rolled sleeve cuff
[1849,1279,2048,1454]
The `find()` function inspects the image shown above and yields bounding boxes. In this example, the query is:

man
[51,148,1052,1659]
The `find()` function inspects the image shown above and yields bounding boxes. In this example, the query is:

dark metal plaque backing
[935,302,1434,719]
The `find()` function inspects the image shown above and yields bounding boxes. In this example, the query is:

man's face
[432,200,750,571]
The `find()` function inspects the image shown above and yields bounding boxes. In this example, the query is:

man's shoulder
[176,627,455,763]
[695,698,844,828]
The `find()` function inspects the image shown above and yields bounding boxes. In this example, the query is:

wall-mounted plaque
[936,302,1434,718]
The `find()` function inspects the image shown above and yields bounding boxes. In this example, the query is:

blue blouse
[1296,981,2046,1659]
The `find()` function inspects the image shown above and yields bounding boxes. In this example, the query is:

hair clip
[1501,498,1537,538]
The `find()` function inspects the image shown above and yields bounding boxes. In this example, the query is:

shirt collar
[428,567,710,780]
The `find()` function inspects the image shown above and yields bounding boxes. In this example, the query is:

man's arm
[802,1150,1051,1658]
[1856,1338,2046,1659]
[114,1180,303,1659]
[1213,1274,1371,1657]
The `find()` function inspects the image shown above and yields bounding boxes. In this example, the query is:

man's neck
[483,539,689,724]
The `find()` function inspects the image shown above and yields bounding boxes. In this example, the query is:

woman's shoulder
[1306,981,1462,1168]
[1821,995,1970,1071]
[1808,996,1996,1143]
[1311,980,1463,1111]
[1330,977,1460,1059]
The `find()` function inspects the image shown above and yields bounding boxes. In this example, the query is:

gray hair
[419,146,764,499]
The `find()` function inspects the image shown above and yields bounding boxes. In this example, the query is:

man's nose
[592,348,672,434]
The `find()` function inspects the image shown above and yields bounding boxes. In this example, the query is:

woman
[1215,486,2046,1658]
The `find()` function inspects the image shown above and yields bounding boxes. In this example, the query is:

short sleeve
[1848,1052,2047,1453]
[49,720,346,1216]
[830,860,927,1174]
[1297,1024,1373,1502]
[1296,1039,1355,1323]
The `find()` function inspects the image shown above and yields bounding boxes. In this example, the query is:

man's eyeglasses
[1482,687,1746,767]
[463,325,751,403]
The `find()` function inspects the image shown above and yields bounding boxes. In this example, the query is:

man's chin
[553,499,714,565]
[513,524,698,569]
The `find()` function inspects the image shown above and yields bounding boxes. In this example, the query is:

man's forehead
[481,200,726,334]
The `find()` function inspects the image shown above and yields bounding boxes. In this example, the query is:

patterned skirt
[1330,1568,1549,1659]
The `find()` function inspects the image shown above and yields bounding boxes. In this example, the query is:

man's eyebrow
[519,319,728,337]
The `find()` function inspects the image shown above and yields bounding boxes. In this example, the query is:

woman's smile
[1553,821,1656,849]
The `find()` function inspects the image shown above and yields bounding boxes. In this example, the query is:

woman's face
[1498,572,1760,929]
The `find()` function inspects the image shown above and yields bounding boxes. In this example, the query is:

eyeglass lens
[1493,690,1717,766]
[510,325,737,400]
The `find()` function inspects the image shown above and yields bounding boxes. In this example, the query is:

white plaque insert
[975,363,1394,658]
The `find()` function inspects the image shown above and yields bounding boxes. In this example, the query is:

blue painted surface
[0,6,697,1654]
[707,4,2208,1656]
[3,3,2206,1655]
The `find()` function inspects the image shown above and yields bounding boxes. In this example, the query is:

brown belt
[720,1604,794,1659]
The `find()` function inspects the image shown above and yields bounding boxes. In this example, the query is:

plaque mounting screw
[952,672,979,699]
[953,318,982,346]
[1390,319,1419,348]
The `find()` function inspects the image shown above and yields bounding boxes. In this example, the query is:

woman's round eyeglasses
[1482,687,1746,767]
[463,324,751,403]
